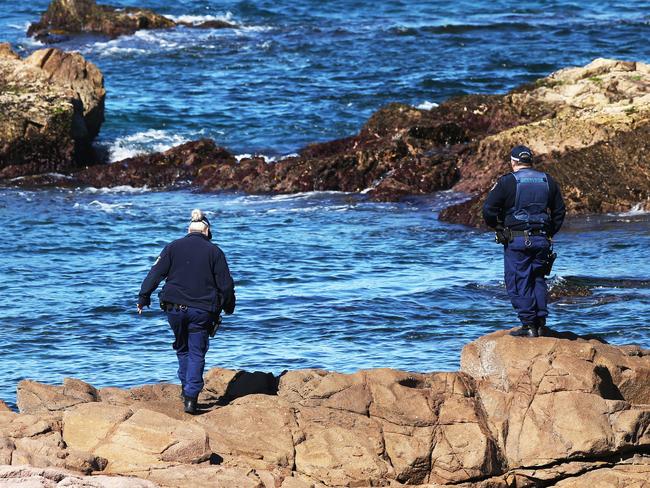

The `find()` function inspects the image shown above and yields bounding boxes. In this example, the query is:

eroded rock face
[441,58,650,226]
[0,45,105,178]
[3,333,650,487]
[28,0,237,42]
[76,139,236,189]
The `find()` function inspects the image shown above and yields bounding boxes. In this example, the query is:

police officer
[137,209,235,413]
[482,146,565,337]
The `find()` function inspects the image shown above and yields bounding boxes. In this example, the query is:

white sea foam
[75,200,134,213]
[618,202,650,216]
[416,101,439,110]
[164,12,236,25]
[83,185,151,194]
[108,129,189,162]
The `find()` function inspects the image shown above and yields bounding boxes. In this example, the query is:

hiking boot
[510,325,539,337]
[183,396,198,415]
[536,317,549,336]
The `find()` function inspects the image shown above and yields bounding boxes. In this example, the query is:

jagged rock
[553,463,650,487]
[194,394,297,468]
[76,139,236,189]
[460,329,650,468]
[0,46,104,178]
[441,58,650,226]
[74,408,210,472]
[28,0,175,41]
[17,378,98,414]
[0,465,157,487]
[4,332,650,486]
[200,368,278,404]
[28,0,238,42]
[0,401,11,412]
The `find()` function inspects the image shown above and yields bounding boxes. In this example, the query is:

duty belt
[508,229,547,237]
[162,302,188,312]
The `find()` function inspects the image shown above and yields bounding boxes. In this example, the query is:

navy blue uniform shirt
[138,232,236,314]
[482,171,566,236]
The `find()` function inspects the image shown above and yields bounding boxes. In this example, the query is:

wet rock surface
[0,44,104,179]
[28,0,237,42]
[3,330,650,487]
[2,58,649,223]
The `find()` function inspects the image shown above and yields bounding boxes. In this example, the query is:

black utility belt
[161,302,188,312]
[509,230,547,237]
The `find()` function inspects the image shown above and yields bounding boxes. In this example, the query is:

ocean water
[1,188,649,408]
[2,0,649,158]
[1,1,650,408]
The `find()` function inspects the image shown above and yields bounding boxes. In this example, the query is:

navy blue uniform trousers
[166,307,214,399]
[504,236,550,326]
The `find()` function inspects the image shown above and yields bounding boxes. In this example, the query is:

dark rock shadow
[215,371,280,407]
[540,327,609,344]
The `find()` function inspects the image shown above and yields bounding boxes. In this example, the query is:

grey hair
[188,208,208,233]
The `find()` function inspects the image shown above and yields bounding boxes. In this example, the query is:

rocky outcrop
[0,44,104,178]
[2,57,648,224]
[76,139,236,189]
[3,330,650,487]
[28,0,237,42]
[440,58,650,226]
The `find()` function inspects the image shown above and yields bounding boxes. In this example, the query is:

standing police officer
[483,146,565,337]
[137,209,235,413]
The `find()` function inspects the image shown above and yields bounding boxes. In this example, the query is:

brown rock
[461,330,650,468]
[92,408,211,472]
[553,462,650,487]
[0,47,104,178]
[194,394,297,468]
[63,403,133,453]
[0,401,11,412]
[17,378,98,414]
[0,43,20,60]
[0,464,157,487]
[76,139,236,189]
[28,0,176,41]
[137,464,266,488]
[25,48,105,139]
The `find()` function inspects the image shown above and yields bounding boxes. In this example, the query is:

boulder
[3,331,650,486]
[90,408,211,472]
[460,329,650,468]
[441,58,650,226]
[0,401,11,412]
[0,46,104,178]
[76,139,236,189]
[28,0,238,42]
[194,394,297,469]
[28,0,175,41]
[17,378,98,414]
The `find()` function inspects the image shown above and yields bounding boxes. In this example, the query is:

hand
[137,304,148,315]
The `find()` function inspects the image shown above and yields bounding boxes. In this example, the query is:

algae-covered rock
[0,45,105,179]
[28,0,238,43]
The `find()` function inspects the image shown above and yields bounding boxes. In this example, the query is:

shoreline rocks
[2,329,650,487]
[0,44,104,179]
[28,0,237,43]
[2,57,649,226]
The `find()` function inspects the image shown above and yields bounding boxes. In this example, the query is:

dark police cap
[511,145,533,164]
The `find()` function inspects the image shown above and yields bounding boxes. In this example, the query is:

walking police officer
[137,209,235,413]
[483,146,565,337]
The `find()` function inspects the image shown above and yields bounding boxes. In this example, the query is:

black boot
[510,325,539,337]
[536,317,549,337]
[183,396,198,415]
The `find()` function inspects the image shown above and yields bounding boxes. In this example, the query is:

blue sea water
[1,1,650,408]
